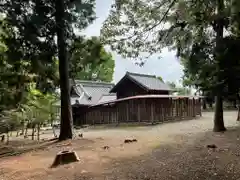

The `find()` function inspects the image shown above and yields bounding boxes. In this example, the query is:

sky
[83,0,184,84]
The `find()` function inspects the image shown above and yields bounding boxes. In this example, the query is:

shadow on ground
[0,140,58,158]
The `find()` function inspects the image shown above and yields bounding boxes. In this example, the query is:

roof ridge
[75,80,114,86]
[81,84,114,88]
[126,71,157,78]
[101,93,116,96]
[70,79,114,84]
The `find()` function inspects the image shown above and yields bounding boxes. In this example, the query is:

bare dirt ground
[1,111,240,180]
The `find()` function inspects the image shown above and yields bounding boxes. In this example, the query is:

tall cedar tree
[55,0,73,140]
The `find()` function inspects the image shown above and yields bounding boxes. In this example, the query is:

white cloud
[83,0,184,84]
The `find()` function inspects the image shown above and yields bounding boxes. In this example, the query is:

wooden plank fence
[84,95,202,125]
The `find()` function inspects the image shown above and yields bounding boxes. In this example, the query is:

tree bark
[237,105,240,121]
[37,124,40,141]
[21,121,24,135]
[213,0,226,132]
[24,122,29,137]
[213,93,226,131]
[52,126,57,138]
[209,102,213,108]
[55,0,73,140]
[203,98,207,110]
[6,129,9,144]
[31,124,35,140]
[233,99,237,109]
[236,94,240,121]
[1,135,5,142]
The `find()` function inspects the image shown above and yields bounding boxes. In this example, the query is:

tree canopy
[101,0,240,131]
[69,36,115,82]
[0,0,97,140]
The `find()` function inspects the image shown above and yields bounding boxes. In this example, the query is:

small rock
[81,170,87,173]
[207,144,217,149]
[102,146,110,150]
[124,139,132,143]
[124,138,138,143]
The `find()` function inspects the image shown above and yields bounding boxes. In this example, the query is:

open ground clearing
[1,111,240,180]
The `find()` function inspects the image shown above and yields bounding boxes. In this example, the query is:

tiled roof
[110,72,172,93]
[72,80,115,105]
[127,72,171,91]
[98,93,117,103]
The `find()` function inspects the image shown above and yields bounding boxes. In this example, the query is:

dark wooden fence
[84,95,202,125]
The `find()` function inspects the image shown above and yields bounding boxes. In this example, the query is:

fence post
[151,102,154,124]
[126,101,129,122]
[138,102,141,123]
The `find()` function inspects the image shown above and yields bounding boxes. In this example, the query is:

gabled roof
[71,80,115,106]
[110,72,172,92]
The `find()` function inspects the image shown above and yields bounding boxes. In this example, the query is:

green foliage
[0,0,96,94]
[102,0,211,58]
[231,0,240,36]
[101,0,240,131]
[0,87,58,136]
[69,36,115,82]
[0,0,97,139]
[157,76,164,82]
[0,19,33,111]
[0,110,22,134]
[24,89,58,124]
[101,0,240,94]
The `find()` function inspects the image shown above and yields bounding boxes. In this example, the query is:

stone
[102,146,110,150]
[124,138,138,143]
[51,150,80,168]
[206,144,217,149]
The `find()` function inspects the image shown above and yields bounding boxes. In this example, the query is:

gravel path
[1,111,240,180]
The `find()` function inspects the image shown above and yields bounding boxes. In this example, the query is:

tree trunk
[203,98,207,110]
[52,126,57,138]
[50,104,56,137]
[233,99,237,109]
[236,94,240,121]
[21,121,24,135]
[213,0,226,132]
[31,125,35,140]
[55,0,73,140]
[1,135,5,142]
[37,124,40,141]
[209,102,213,108]
[237,106,240,121]
[6,130,9,144]
[24,122,29,137]
[213,93,226,131]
